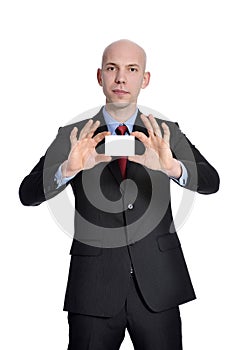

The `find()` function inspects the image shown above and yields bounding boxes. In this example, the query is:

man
[19,39,220,349]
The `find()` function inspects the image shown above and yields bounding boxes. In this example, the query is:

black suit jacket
[19,108,219,317]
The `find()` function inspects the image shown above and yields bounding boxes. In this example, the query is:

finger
[131,131,149,146]
[86,120,101,138]
[161,122,170,144]
[70,127,78,146]
[95,154,112,164]
[140,114,154,133]
[148,115,162,137]
[78,119,94,139]
[93,131,111,144]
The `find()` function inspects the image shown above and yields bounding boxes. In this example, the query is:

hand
[128,114,182,178]
[61,119,111,177]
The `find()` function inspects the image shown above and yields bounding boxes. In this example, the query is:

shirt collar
[103,106,138,135]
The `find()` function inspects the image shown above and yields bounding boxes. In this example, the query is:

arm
[170,121,220,194]
[19,120,111,206]
[129,114,219,194]
[19,126,72,206]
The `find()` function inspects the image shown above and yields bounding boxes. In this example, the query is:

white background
[1,0,241,349]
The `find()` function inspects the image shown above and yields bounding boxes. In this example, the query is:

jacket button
[128,203,133,210]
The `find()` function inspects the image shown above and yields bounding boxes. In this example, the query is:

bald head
[97,39,150,115]
[101,39,147,72]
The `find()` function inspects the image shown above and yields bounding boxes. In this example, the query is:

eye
[106,66,116,71]
[129,67,138,72]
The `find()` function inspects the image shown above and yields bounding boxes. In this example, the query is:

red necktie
[115,125,128,179]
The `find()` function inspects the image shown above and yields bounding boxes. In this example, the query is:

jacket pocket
[157,233,181,252]
[70,240,102,256]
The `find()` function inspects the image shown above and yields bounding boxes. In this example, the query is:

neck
[105,102,137,122]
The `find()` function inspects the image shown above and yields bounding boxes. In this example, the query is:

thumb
[128,155,143,165]
[95,154,112,164]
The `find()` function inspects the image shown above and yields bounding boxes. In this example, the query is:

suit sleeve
[19,126,73,206]
[169,122,220,194]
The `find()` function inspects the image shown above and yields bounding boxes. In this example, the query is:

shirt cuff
[170,161,188,187]
[54,164,75,189]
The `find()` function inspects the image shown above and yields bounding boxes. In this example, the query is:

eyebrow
[127,64,140,68]
[104,62,140,68]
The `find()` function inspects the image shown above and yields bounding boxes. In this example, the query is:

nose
[115,69,126,84]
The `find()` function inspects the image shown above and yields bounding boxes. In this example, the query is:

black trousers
[67,273,183,350]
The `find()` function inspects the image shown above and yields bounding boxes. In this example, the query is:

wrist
[165,159,182,179]
[61,160,80,178]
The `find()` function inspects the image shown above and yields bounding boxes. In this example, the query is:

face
[97,41,150,109]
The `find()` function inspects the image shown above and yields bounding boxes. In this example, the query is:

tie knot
[115,124,128,135]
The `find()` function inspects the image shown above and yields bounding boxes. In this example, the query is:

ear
[141,72,151,89]
[97,68,103,86]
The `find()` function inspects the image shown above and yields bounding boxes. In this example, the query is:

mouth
[112,89,129,96]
